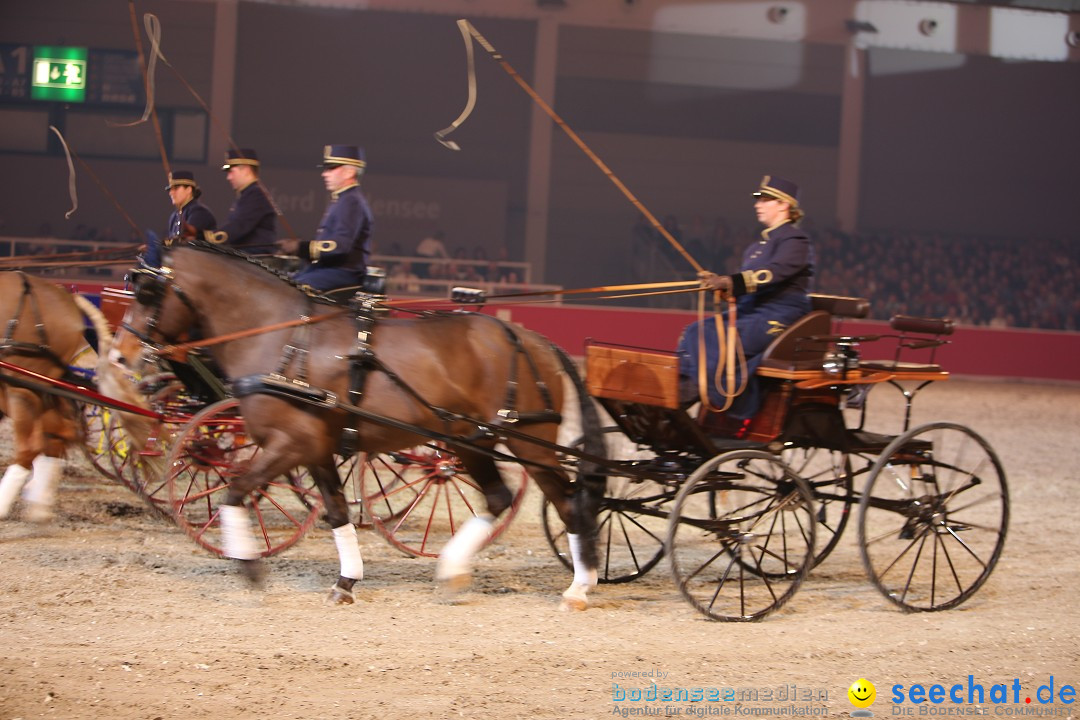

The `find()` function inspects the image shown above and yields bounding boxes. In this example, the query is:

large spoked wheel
[858,422,1008,612]
[164,399,324,557]
[781,445,855,568]
[104,380,190,520]
[541,428,672,583]
[668,450,816,622]
[292,453,366,526]
[358,443,527,558]
[79,402,120,482]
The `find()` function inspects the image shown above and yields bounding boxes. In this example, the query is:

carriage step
[846,430,898,453]
[708,436,770,452]
[846,430,932,454]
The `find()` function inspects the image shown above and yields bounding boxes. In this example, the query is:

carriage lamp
[451,287,486,304]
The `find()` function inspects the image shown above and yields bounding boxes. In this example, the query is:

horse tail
[74,293,154,450]
[548,341,605,465]
[72,293,113,354]
[548,340,607,568]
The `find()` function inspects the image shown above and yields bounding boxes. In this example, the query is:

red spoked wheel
[104,380,194,521]
[70,357,115,482]
[164,399,324,557]
[79,401,120,482]
[358,443,527,558]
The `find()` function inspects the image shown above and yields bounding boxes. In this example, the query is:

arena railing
[0,237,562,302]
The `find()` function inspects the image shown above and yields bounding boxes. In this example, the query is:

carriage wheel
[541,429,671,583]
[103,381,190,520]
[858,422,1008,612]
[78,402,119,481]
[289,454,367,526]
[164,399,323,557]
[781,446,856,568]
[358,443,527,558]
[667,450,816,621]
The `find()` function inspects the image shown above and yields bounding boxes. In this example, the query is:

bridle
[119,263,199,363]
[120,255,350,368]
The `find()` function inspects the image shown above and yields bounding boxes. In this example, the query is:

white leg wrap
[332,523,364,581]
[22,456,63,521]
[219,504,261,560]
[567,533,598,588]
[435,514,494,581]
[0,464,32,519]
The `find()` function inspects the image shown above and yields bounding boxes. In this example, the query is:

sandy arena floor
[1,378,1078,719]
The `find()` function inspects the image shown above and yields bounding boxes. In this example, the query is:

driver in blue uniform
[143,170,217,267]
[277,145,374,295]
[677,175,815,424]
[200,148,278,253]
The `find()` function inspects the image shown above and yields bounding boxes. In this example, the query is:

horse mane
[172,239,343,305]
[72,293,113,352]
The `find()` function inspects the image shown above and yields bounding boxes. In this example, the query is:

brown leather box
[585,345,681,409]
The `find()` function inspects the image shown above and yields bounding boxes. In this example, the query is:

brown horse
[0,272,139,521]
[110,243,606,609]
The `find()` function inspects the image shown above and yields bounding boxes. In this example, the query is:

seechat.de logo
[849,678,877,717]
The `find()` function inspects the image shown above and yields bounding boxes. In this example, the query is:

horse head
[109,261,200,379]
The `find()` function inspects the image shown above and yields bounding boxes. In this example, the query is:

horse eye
[134,277,165,305]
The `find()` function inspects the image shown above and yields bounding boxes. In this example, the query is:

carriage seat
[859,314,953,374]
[755,295,869,376]
[757,310,833,373]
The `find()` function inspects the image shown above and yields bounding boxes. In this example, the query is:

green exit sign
[31,45,87,102]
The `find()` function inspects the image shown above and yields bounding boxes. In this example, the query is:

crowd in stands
[378,234,526,294]
[5,215,1077,330]
[632,214,1079,332]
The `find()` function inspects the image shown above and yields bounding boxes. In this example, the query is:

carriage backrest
[757,310,833,372]
[754,294,869,372]
[809,294,870,319]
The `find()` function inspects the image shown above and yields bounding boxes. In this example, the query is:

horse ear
[133,271,166,306]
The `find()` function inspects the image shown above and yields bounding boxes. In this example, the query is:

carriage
[542,294,1008,619]
[1,249,1008,621]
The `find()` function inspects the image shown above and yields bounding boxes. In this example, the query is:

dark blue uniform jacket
[168,200,216,239]
[206,181,277,252]
[293,183,374,293]
[144,199,217,267]
[678,220,815,418]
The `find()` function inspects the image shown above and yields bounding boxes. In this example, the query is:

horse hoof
[23,503,54,524]
[559,584,591,611]
[434,574,472,604]
[442,574,473,591]
[324,585,356,606]
[237,559,265,589]
[559,596,589,612]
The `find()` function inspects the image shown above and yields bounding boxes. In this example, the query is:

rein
[384,279,701,307]
[696,293,745,413]
[156,308,348,362]
[126,243,351,360]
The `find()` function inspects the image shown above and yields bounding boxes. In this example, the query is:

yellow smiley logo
[848,678,876,708]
